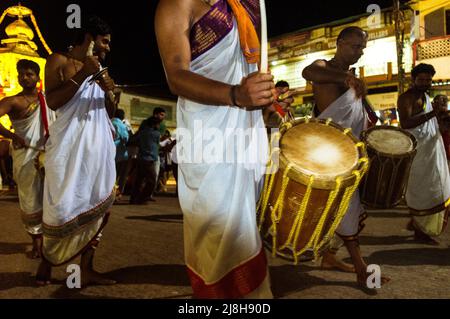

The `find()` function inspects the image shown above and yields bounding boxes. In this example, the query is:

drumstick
[277,88,304,101]
[86,41,116,102]
[26,145,45,152]
[259,0,268,73]
[87,40,95,57]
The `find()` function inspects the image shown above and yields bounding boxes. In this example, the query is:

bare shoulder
[156,0,195,13]
[311,59,327,67]
[0,95,18,106]
[46,52,68,69]
[397,90,415,109]
[0,95,19,113]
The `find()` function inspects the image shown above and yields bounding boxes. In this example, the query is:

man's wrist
[230,85,241,107]
[73,69,90,84]
[425,110,436,121]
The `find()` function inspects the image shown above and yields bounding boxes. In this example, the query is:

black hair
[153,107,166,115]
[411,63,436,79]
[115,108,125,120]
[275,80,289,88]
[337,26,368,44]
[17,59,40,75]
[73,15,112,46]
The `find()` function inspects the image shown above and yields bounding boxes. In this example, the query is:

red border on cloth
[186,247,268,299]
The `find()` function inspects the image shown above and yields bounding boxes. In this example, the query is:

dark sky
[1,0,400,86]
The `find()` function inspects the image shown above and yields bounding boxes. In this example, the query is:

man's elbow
[166,78,181,96]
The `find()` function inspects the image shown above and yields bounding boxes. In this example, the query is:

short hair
[115,108,125,120]
[73,15,112,45]
[434,94,448,101]
[275,80,289,88]
[337,26,368,44]
[153,107,166,115]
[411,63,436,79]
[16,59,40,75]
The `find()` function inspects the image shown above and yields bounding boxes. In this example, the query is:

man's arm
[155,0,274,109]
[0,98,26,147]
[398,94,436,129]
[45,53,99,111]
[302,60,348,84]
[302,60,366,98]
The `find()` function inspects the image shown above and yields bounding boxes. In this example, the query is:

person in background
[112,108,129,199]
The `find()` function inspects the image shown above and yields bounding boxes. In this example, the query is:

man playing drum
[398,64,450,245]
[0,60,54,259]
[156,0,293,298]
[303,26,389,287]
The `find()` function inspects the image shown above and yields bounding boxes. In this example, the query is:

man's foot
[320,251,355,273]
[30,246,41,259]
[36,260,52,286]
[30,236,42,259]
[81,269,116,287]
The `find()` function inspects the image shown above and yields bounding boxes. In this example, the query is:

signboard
[130,97,174,125]
[366,92,398,110]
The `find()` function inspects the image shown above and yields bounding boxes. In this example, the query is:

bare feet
[321,251,356,273]
[30,236,42,259]
[81,269,116,287]
[36,260,52,286]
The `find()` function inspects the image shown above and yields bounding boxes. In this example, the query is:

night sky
[1,0,400,86]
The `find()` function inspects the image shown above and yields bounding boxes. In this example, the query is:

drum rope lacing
[257,126,370,264]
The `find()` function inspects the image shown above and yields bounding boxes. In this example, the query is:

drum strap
[362,98,380,127]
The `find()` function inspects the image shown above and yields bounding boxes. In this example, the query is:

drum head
[281,122,359,180]
[365,128,413,155]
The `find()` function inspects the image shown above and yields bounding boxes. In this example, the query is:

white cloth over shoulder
[317,88,368,236]
[43,77,116,227]
[11,101,54,234]
[405,93,450,236]
[177,20,270,298]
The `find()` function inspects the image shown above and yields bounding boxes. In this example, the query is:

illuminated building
[0,3,51,134]
[268,0,450,115]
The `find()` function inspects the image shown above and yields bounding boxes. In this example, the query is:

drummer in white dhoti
[303,26,390,288]
[0,60,55,259]
[156,0,293,298]
[35,16,117,286]
[398,63,450,245]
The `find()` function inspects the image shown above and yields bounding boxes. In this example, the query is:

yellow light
[0,114,13,133]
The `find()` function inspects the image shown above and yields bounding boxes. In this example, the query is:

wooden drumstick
[259,0,268,73]
[277,88,304,101]
[86,41,115,102]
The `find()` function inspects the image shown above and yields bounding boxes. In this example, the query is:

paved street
[1,185,449,299]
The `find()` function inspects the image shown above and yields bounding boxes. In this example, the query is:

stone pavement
[0,187,449,299]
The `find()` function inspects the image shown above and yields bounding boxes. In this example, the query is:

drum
[360,125,417,209]
[257,118,369,263]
